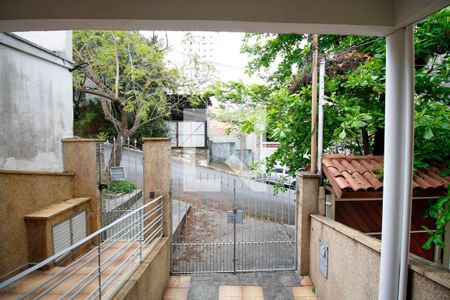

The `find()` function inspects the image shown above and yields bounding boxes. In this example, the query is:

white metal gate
[168,121,207,148]
[171,168,296,273]
[98,138,144,238]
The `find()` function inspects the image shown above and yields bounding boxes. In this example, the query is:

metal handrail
[0,195,164,295]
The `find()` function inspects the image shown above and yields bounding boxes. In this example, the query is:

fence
[100,138,144,230]
[171,165,296,273]
[0,196,163,299]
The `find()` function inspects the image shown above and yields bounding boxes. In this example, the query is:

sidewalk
[163,271,319,300]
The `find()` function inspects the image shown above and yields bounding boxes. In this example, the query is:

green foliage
[96,132,110,140]
[208,8,450,250]
[206,81,270,136]
[134,118,170,141]
[237,8,450,171]
[105,180,137,194]
[74,102,116,138]
[414,98,450,168]
[423,185,450,250]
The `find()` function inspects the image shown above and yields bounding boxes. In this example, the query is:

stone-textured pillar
[143,138,171,237]
[318,186,326,216]
[296,172,320,276]
[62,138,103,234]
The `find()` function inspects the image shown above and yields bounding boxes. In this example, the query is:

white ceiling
[0,0,448,36]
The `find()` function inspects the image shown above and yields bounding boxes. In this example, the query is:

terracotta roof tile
[322,154,449,198]
[326,166,341,178]
[342,171,364,191]
[335,176,351,190]
[362,172,383,190]
[350,160,367,174]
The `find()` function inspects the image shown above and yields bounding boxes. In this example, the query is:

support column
[62,138,103,234]
[296,172,320,275]
[143,138,172,237]
[379,26,415,300]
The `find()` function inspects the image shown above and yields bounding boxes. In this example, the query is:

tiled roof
[322,154,450,198]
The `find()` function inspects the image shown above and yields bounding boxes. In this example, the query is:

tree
[210,7,449,250]
[73,31,184,166]
[237,8,449,172]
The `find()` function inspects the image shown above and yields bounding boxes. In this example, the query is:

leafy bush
[105,180,137,194]
[423,185,450,250]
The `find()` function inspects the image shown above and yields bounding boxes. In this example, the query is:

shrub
[105,180,137,194]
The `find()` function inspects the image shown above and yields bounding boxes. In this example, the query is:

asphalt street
[171,160,296,225]
[105,147,296,225]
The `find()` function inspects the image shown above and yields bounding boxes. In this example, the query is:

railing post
[139,209,143,262]
[97,238,102,299]
[233,178,237,274]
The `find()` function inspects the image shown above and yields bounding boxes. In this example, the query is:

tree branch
[79,87,123,102]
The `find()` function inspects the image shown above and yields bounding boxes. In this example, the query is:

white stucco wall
[0,33,73,172]
[14,31,72,60]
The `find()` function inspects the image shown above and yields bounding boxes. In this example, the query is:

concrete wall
[0,171,74,277]
[209,142,235,163]
[208,141,253,168]
[310,215,450,300]
[409,260,450,300]
[112,238,170,300]
[13,31,73,60]
[0,33,73,172]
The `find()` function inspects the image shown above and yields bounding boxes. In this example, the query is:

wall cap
[62,138,104,143]
[409,254,450,289]
[24,197,90,220]
[0,169,75,176]
[142,137,171,142]
[296,171,321,178]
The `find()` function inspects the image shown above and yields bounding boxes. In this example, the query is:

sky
[141,31,262,85]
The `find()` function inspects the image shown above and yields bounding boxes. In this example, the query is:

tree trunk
[109,142,123,168]
[362,128,370,155]
[108,133,128,168]
[373,127,384,155]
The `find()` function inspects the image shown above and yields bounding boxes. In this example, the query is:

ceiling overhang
[0,0,448,35]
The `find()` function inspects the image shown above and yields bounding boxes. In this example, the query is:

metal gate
[168,121,207,148]
[98,138,145,237]
[171,165,296,273]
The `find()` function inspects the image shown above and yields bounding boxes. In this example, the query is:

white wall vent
[52,211,87,254]
[52,219,71,254]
